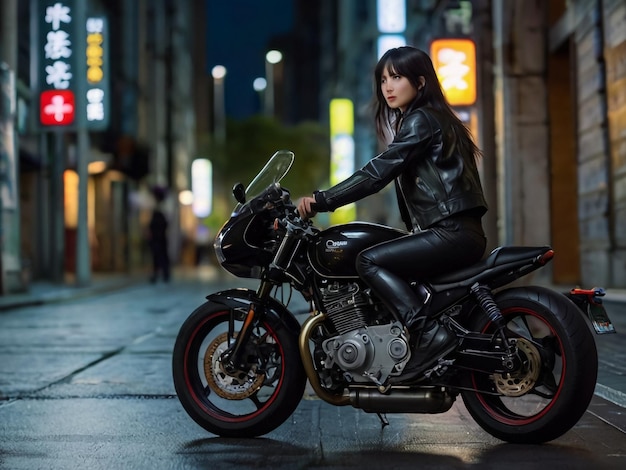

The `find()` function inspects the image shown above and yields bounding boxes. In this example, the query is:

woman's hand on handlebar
[297,196,317,220]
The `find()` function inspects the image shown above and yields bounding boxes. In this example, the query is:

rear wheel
[461,286,598,443]
[172,301,306,437]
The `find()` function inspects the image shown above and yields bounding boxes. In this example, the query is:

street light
[265,50,282,117]
[211,65,227,143]
[253,77,267,92]
[253,77,267,113]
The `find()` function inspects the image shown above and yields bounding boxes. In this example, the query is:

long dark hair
[373,46,481,162]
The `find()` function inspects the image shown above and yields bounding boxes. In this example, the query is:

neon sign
[85,16,108,128]
[430,38,477,106]
[40,1,75,126]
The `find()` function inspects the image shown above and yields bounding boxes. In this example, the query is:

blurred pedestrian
[149,186,170,283]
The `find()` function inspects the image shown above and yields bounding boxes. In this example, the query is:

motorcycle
[172,150,615,444]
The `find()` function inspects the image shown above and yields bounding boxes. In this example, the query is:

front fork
[221,280,275,373]
[222,220,308,372]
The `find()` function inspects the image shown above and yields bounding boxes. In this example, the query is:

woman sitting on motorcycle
[298,46,488,374]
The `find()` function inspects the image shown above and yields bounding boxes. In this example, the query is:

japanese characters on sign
[38,1,109,130]
[39,1,76,126]
[85,16,108,129]
[430,38,477,107]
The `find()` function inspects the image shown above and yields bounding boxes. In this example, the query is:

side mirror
[233,183,246,203]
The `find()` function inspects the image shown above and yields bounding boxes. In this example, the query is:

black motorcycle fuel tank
[308,222,407,278]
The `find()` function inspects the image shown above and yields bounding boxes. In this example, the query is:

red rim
[183,310,286,423]
[472,306,566,425]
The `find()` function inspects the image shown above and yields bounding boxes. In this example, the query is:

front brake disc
[204,332,264,400]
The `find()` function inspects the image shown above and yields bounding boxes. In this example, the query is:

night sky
[205,0,294,120]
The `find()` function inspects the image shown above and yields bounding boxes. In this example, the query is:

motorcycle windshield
[239,150,294,206]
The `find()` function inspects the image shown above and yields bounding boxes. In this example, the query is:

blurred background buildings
[0,0,625,295]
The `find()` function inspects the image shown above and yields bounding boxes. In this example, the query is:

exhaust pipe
[350,387,455,414]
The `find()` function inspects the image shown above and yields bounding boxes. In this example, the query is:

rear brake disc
[493,338,541,397]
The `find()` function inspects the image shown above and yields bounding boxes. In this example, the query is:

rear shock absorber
[471,283,504,325]
[471,283,515,359]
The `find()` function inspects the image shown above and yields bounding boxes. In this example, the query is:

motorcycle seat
[429,245,553,285]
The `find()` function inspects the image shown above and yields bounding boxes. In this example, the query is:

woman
[298,46,488,374]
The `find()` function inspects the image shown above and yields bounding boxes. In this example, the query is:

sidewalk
[0,272,148,312]
[1,270,625,409]
[0,265,233,312]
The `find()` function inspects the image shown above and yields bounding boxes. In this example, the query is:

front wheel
[172,300,307,437]
[460,286,598,444]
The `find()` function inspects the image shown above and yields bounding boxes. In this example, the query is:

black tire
[172,300,307,437]
[460,286,598,444]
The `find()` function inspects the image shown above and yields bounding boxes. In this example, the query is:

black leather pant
[356,214,486,329]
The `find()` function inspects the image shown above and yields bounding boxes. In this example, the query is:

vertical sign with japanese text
[85,16,109,130]
[38,1,109,130]
[39,0,76,127]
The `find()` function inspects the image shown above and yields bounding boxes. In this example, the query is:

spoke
[530,388,555,399]
[541,334,562,357]
[539,368,559,393]
[506,315,532,340]
[249,393,264,410]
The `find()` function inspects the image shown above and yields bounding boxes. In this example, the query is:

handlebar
[295,197,320,221]
[284,207,318,237]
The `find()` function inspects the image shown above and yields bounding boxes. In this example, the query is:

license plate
[569,287,616,335]
[588,303,616,334]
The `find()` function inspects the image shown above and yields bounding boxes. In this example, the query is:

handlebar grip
[294,203,319,220]
[309,202,320,213]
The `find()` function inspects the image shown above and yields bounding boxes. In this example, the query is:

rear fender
[565,287,616,334]
[206,288,301,337]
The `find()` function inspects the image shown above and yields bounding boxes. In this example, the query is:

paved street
[0,267,625,469]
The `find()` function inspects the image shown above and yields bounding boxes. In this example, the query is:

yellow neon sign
[86,32,104,84]
[330,99,354,136]
[329,98,356,224]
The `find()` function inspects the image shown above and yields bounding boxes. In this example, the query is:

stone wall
[492,0,552,285]
[603,0,626,286]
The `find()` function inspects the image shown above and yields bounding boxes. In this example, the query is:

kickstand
[376,413,390,429]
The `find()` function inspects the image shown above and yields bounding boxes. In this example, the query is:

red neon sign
[40,90,75,126]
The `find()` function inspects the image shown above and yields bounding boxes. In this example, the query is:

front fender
[206,288,301,337]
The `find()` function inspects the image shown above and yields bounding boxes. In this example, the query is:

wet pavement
[0,266,625,469]
[2,267,625,408]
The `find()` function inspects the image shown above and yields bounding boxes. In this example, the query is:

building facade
[0,0,200,294]
[492,0,626,287]
[1,0,625,294]
[317,0,625,288]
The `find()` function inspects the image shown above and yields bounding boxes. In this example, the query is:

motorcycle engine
[320,281,370,334]
[319,281,410,384]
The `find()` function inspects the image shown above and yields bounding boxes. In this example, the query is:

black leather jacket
[314,106,487,231]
